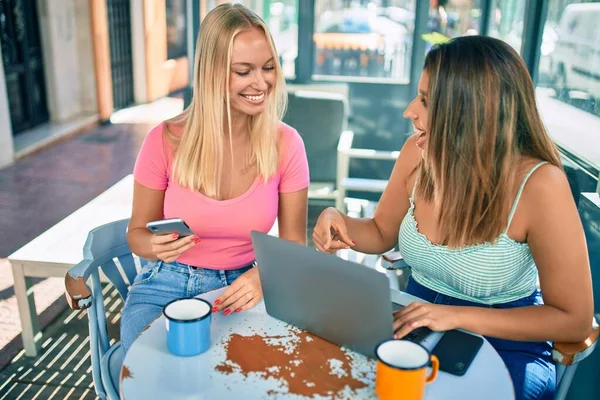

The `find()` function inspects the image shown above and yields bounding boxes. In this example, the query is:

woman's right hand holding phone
[312,207,355,254]
[151,234,201,263]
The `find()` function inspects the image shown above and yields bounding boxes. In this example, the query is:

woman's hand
[312,207,355,253]
[151,233,200,263]
[213,267,262,315]
[393,302,462,339]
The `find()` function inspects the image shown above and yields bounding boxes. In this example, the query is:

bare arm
[127,181,165,259]
[127,181,199,261]
[456,165,593,342]
[278,188,308,245]
[316,135,420,254]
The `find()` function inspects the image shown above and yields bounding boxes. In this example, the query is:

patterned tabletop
[120,288,514,399]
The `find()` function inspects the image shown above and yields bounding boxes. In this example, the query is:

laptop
[251,231,434,358]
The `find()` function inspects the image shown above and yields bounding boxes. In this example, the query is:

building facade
[0,0,192,168]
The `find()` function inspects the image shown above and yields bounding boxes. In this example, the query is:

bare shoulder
[394,133,422,186]
[372,133,421,232]
[520,161,576,220]
[397,134,421,168]
[523,162,571,197]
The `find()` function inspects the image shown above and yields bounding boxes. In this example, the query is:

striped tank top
[398,161,547,305]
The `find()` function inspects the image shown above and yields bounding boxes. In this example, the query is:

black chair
[284,89,349,206]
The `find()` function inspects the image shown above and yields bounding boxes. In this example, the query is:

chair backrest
[555,316,599,400]
[65,218,140,399]
[84,218,140,300]
[283,90,349,184]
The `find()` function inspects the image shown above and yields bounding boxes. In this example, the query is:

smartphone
[146,218,195,237]
[431,330,484,376]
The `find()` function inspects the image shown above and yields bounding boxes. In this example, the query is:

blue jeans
[120,260,254,354]
[405,276,556,400]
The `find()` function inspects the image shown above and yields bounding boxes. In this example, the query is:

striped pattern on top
[398,162,547,305]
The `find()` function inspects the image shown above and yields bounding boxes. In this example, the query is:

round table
[120,288,514,399]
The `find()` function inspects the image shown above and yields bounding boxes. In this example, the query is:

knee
[119,312,141,355]
[505,357,555,400]
[120,335,132,356]
[120,303,162,354]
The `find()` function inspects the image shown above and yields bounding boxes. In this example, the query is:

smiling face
[403,71,430,157]
[228,28,277,118]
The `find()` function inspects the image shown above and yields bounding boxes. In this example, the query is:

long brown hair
[416,35,561,247]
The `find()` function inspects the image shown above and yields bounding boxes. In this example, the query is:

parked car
[550,3,600,101]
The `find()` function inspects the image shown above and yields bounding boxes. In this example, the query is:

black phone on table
[146,218,195,237]
[431,329,484,376]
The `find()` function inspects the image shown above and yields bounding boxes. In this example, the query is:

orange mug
[375,339,439,400]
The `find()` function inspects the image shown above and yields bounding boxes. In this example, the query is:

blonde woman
[313,36,593,400]
[121,3,309,353]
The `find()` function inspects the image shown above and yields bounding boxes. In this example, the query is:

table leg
[11,262,41,357]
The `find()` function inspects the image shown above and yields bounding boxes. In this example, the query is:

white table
[8,174,134,357]
[121,288,515,400]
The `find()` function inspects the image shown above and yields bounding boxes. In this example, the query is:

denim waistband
[154,260,256,275]
[406,275,543,308]
[406,275,552,359]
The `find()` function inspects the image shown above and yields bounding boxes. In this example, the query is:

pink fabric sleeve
[278,124,310,193]
[133,123,170,190]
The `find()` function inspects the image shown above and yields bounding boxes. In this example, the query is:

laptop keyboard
[391,302,433,344]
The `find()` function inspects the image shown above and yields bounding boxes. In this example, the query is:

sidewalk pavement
[0,95,183,371]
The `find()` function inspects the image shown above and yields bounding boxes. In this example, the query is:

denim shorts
[120,260,254,354]
[405,276,556,400]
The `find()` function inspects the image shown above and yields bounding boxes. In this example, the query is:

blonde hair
[417,36,562,247]
[166,3,287,198]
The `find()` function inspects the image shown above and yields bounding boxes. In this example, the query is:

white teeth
[413,126,424,134]
[242,93,265,102]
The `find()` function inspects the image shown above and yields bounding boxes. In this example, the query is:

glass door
[0,0,49,134]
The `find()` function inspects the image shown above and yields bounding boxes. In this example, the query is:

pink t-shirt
[133,122,309,269]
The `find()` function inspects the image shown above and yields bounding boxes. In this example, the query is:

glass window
[536,0,600,170]
[264,1,298,79]
[226,0,298,79]
[166,0,188,59]
[487,0,527,53]
[423,0,481,52]
[313,0,416,83]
